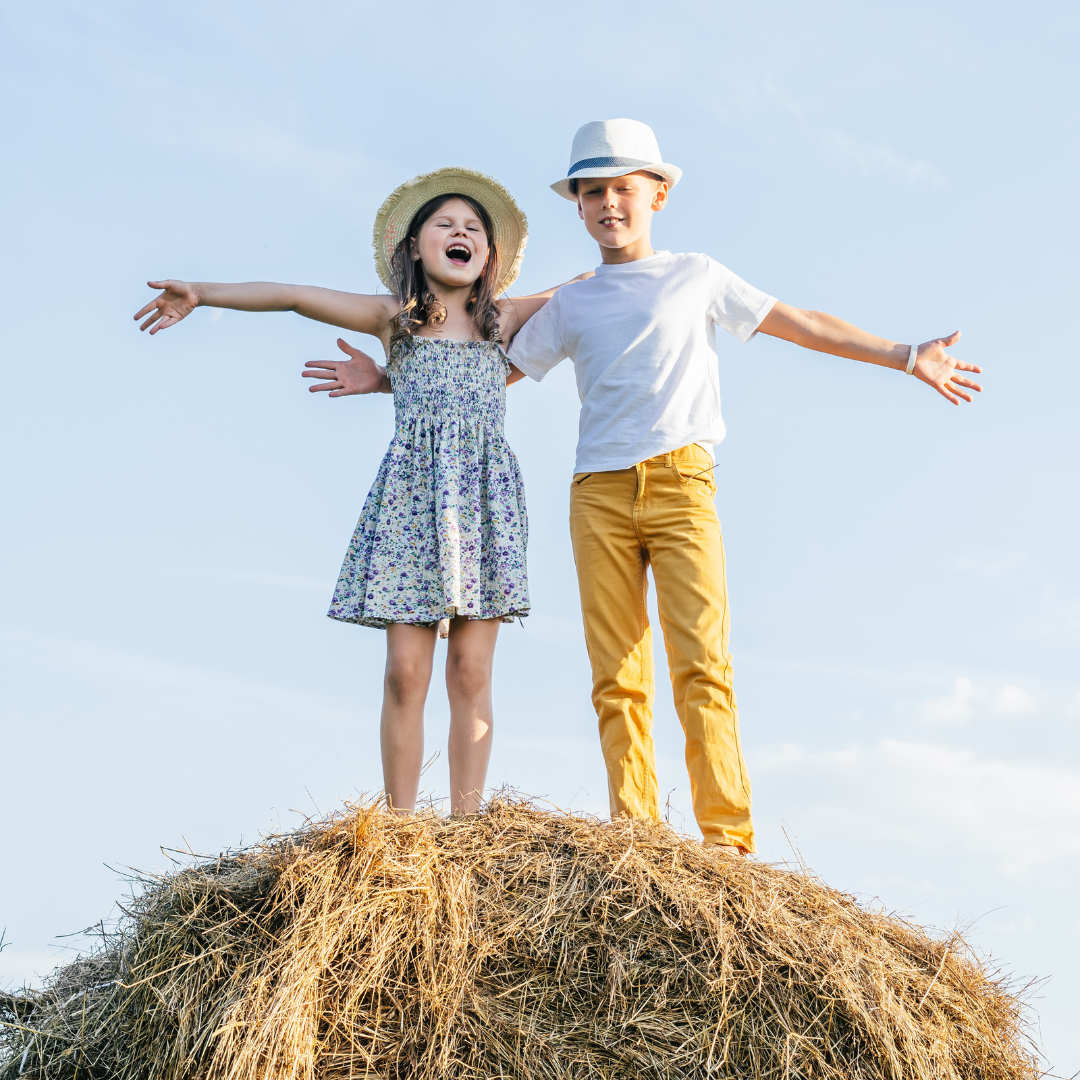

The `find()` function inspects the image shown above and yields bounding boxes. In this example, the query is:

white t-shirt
[508,251,776,473]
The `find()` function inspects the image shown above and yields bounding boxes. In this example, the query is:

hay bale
[1,800,1037,1080]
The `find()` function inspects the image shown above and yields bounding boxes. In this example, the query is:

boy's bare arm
[135,280,397,341]
[305,339,527,394]
[304,338,393,396]
[758,301,982,405]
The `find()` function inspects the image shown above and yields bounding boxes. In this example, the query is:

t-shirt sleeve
[706,257,777,343]
[507,293,567,381]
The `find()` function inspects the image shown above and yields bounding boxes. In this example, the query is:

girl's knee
[384,658,431,704]
[445,653,492,700]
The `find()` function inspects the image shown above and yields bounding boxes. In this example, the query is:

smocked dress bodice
[391,337,508,428]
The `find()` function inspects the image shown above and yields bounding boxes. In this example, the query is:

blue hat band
[567,155,656,176]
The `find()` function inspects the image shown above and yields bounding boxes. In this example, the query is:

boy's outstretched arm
[757,302,982,405]
[303,338,393,396]
[134,280,397,341]
[314,339,528,393]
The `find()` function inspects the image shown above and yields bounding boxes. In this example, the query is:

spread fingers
[950,375,982,392]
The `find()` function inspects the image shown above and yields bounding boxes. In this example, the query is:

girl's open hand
[913,331,982,405]
[303,338,391,397]
[134,280,199,334]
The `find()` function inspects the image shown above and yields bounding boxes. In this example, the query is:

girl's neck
[419,279,484,341]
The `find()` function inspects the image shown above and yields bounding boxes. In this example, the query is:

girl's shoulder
[495,292,559,342]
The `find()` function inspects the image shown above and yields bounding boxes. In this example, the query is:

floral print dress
[328,337,529,630]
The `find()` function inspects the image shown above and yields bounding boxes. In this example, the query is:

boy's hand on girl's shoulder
[303,338,391,397]
[913,331,983,405]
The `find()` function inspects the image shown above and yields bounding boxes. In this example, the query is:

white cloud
[821,130,946,187]
[0,626,361,727]
[753,738,1080,876]
[761,79,805,118]
[137,99,375,198]
[908,677,1040,724]
[719,77,946,189]
[993,684,1037,717]
[187,568,335,593]
[917,676,976,725]
[1021,603,1080,647]
[953,549,1035,578]
[4,4,379,202]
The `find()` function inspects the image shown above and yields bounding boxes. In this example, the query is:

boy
[505,119,982,854]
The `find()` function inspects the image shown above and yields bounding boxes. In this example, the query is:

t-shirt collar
[593,250,671,274]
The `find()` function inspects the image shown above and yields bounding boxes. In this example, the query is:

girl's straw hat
[551,119,682,201]
[373,167,528,297]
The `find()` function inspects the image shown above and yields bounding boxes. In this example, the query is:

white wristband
[906,343,918,375]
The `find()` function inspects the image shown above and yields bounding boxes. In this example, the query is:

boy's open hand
[914,331,982,405]
[134,280,199,334]
[303,338,390,397]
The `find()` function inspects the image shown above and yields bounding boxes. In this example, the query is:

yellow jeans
[568,443,754,851]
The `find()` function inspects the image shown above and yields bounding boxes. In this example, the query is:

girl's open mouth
[446,245,472,265]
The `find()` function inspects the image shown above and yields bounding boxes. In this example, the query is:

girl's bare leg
[445,616,502,814]
[381,622,438,813]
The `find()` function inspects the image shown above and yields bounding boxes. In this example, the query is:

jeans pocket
[571,472,594,488]
[675,462,717,495]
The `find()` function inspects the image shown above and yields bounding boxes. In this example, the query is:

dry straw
[1,798,1038,1080]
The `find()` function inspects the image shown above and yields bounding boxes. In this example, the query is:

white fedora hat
[551,118,682,201]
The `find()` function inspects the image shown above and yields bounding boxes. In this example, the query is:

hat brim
[550,163,682,201]
[373,168,528,297]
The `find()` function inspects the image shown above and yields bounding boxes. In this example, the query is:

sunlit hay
[1,799,1038,1080]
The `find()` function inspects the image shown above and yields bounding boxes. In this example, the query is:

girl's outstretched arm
[134,280,398,342]
[757,302,982,405]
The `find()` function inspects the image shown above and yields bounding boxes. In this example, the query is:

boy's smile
[576,172,669,264]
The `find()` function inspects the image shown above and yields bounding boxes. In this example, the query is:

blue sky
[2,0,1078,1068]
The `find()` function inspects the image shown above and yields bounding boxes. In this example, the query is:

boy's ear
[651,182,670,212]
[577,199,585,221]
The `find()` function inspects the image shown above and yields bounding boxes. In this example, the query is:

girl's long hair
[388,194,502,358]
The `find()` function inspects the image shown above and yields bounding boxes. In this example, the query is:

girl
[134,168,576,815]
